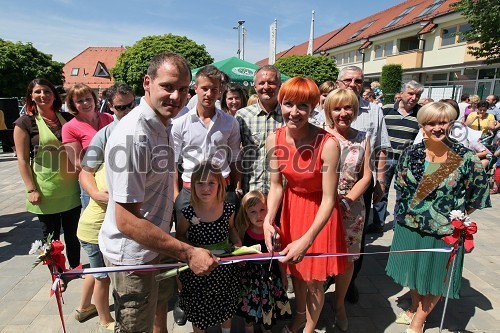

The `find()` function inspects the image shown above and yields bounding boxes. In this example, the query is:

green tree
[451,0,500,64]
[111,34,214,95]
[274,55,338,85]
[380,64,403,102]
[0,39,64,97]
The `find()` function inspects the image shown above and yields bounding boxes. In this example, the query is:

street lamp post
[233,20,245,59]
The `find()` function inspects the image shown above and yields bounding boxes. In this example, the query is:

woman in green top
[13,78,81,269]
[386,102,491,333]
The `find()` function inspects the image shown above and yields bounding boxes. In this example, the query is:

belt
[182,177,230,189]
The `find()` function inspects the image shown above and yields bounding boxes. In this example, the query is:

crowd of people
[12,53,497,333]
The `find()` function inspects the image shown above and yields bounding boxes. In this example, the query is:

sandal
[395,311,414,325]
[282,311,306,333]
[98,322,116,333]
[74,304,97,322]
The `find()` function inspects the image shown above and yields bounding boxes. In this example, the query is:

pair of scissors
[268,230,278,275]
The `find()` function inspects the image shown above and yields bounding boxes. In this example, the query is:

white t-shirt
[99,98,175,265]
[172,107,241,183]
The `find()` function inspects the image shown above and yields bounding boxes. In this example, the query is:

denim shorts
[80,240,108,279]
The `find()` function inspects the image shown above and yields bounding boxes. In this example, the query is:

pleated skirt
[386,223,464,299]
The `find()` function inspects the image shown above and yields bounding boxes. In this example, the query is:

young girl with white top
[176,161,241,333]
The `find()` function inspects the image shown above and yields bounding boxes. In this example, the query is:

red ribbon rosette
[442,218,477,252]
[45,240,69,273]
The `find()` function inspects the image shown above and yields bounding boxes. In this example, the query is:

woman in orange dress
[264,77,347,333]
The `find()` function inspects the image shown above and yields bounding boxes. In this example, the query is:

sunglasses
[112,101,135,111]
[340,78,363,85]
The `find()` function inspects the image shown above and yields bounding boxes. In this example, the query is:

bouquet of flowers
[442,210,477,252]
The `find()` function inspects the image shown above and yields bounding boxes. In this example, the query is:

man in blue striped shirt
[372,80,423,231]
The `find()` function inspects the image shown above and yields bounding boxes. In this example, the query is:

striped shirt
[383,104,421,159]
[235,102,284,194]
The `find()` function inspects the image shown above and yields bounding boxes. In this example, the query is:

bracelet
[27,189,38,193]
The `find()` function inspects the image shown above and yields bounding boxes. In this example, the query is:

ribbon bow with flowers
[442,210,477,253]
[29,233,77,333]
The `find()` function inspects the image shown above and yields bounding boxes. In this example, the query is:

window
[384,41,394,56]
[337,50,362,65]
[351,20,376,39]
[448,71,461,81]
[441,27,457,46]
[356,50,364,62]
[462,68,478,80]
[425,73,448,83]
[417,0,446,18]
[399,36,419,52]
[71,68,79,76]
[385,6,417,28]
[441,24,473,47]
[478,68,496,80]
[458,24,472,42]
[93,62,110,78]
[375,41,394,58]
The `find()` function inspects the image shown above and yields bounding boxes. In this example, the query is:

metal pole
[236,20,245,59]
[237,25,241,59]
[439,239,462,332]
[242,27,246,60]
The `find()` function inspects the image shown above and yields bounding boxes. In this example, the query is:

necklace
[41,112,61,130]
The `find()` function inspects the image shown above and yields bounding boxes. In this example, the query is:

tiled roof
[257,0,460,65]
[63,47,125,90]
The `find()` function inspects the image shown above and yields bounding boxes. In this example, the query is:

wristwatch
[341,198,351,212]
[235,189,244,196]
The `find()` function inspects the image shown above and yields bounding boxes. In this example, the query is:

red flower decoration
[442,218,477,252]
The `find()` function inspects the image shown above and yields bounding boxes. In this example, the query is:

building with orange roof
[258,0,499,100]
[62,47,125,92]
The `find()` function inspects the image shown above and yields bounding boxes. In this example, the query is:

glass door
[476,80,493,99]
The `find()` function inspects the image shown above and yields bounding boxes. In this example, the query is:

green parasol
[191,57,289,88]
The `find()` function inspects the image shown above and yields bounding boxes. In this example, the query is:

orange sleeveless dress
[274,127,347,281]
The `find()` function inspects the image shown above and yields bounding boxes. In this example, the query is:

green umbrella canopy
[190,57,289,88]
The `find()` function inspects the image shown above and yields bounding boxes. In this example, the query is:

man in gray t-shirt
[98,53,218,333]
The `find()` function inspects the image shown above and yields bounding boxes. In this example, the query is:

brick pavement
[0,152,499,332]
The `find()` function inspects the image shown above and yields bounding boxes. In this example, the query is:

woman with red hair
[263,77,347,333]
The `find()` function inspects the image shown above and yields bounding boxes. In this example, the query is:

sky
[1,0,403,64]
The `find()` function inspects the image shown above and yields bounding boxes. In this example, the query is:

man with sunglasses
[332,66,390,304]
[77,83,135,332]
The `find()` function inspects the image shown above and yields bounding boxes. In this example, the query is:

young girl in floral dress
[235,190,291,333]
[176,161,241,333]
